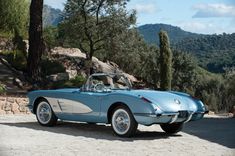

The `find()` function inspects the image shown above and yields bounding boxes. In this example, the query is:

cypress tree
[159,30,172,90]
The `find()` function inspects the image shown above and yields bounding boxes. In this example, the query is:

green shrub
[70,75,86,87]
[43,26,59,49]
[0,83,6,94]
[2,50,27,71]
[40,59,66,76]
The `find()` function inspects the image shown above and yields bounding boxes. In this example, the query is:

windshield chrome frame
[82,73,132,92]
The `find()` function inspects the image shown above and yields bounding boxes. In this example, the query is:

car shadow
[0,121,181,141]
[183,117,235,148]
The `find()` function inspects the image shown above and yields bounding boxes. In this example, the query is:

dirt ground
[0,114,234,156]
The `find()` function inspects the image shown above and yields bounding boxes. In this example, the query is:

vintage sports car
[27,73,207,137]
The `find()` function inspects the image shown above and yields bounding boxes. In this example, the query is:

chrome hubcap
[37,102,52,124]
[112,109,130,135]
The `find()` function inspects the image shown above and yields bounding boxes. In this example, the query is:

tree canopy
[0,0,29,37]
[59,0,135,60]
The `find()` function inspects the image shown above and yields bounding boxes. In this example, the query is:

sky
[44,0,235,34]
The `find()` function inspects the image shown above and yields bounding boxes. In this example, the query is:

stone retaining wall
[0,96,30,114]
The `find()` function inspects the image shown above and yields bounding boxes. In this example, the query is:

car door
[68,90,108,122]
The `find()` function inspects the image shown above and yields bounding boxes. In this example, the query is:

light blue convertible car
[27,73,207,137]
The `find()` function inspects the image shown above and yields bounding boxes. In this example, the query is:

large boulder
[51,47,138,82]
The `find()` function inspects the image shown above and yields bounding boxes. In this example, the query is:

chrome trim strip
[133,113,157,117]
[169,114,178,124]
[184,113,193,123]
[134,112,179,117]
[57,100,63,111]
[161,112,179,116]
[195,111,205,114]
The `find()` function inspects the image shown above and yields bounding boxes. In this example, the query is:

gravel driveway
[0,115,234,156]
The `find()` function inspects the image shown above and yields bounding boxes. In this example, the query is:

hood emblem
[174,99,181,105]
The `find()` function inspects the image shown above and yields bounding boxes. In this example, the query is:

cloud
[178,21,224,34]
[192,3,235,18]
[133,4,158,14]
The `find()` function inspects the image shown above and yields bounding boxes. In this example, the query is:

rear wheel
[160,123,184,134]
[111,106,138,137]
[36,100,57,126]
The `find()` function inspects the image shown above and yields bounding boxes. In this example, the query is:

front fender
[100,94,155,123]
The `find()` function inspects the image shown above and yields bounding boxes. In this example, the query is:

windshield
[85,74,131,92]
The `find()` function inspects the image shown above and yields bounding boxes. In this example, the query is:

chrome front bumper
[134,111,204,126]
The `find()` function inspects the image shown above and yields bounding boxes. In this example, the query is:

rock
[6,97,14,103]
[66,69,77,79]
[0,97,6,101]
[0,109,5,115]
[0,100,5,110]
[19,104,27,112]
[228,113,234,117]
[15,98,28,105]
[51,47,138,83]
[208,111,215,115]
[11,102,20,114]
[26,108,31,114]
[13,78,23,88]
[48,72,69,82]
[6,111,13,114]
[4,102,12,111]
[0,96,29,114]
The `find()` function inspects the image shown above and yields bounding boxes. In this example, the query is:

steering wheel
[93,83,105,91]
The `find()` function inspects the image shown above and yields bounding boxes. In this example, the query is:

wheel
[160,122,184,134]
[111,106,138,137]
[36,100,57,126]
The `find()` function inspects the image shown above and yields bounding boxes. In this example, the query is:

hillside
[174,33,235,73]
[137,23,199,45]
[43,5,63,27]
[138,23,235,73]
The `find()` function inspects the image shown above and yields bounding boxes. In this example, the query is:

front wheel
[111,106,138,137]
[160,123,184,134]
[36,100,57,126]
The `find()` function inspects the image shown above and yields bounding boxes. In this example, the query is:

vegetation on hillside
[138,24,199,45]
[175,33,235,73]
[137,23,235,74]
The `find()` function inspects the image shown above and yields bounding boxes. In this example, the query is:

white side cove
[45,97,92,114]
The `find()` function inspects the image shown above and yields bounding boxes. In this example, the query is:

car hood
[129,90,197,112]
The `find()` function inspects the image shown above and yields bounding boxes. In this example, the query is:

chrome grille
[178,111,189,118]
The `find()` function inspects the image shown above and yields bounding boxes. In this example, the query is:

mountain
[43,5,63,27]
[138,23,235,73]
[174,33,235,73]
[137,23,200,45]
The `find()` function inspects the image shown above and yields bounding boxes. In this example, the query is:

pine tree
[159,30,172,90]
